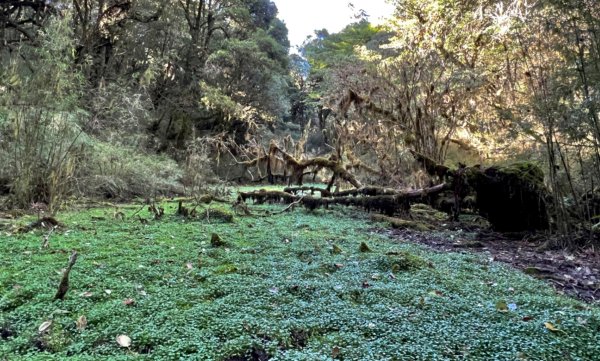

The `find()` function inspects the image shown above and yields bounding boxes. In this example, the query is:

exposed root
[148,203,164,220]
[276,196,306,214]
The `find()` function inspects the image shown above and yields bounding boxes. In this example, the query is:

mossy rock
[470,162,549,232]
[411,203,448,222]
[371,214,431,231]
[378,251,428,272]
[331,244,343,254]
[210,233,226,247]
[359,242,371,252]
[202,208,234,223]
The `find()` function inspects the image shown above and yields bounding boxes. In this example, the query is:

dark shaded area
[0,324,14,340]
[290,329,309,349]
[470,163,550,232]
[225,347,270,361]
[410,152,551,232]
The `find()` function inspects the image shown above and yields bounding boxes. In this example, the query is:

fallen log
[333,186,399,197]
[238,189,297,205]
[284,186,332,198]
[239,183,450,216]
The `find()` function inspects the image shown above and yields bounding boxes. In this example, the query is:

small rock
[359,242,371,252]
[211,233,226,247]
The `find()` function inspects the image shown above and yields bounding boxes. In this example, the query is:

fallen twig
[54,251,78,300]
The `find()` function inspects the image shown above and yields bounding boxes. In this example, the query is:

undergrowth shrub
[0,12,188,207]
[78,142,183,199]
[0,12,85,212]
[181,137,221,195]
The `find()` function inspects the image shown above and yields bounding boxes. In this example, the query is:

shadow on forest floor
[380,227,600,303]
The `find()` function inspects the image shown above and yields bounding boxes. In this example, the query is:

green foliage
[204,28,291,121]
[302,21,383,70]
[79,142,183,199]
[0,190,598,360]
[0,12,86,211]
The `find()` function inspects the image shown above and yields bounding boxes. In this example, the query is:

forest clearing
[0,194,599,360]
[2,0,600,359]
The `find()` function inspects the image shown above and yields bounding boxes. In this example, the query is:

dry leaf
[116,334,131,347]
[332,345,340,358]
[76,315,87,331]
[38,320,52,334]
[186,262,193,270]
[123,298,135,306]
[80,291,93,298]
[544,322,560,332]
[105,289,112,295]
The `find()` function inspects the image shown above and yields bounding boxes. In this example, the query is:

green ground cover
[0,190,599,360]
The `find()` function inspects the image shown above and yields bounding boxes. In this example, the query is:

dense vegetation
[1,198,599,360]
[1,1,600,359]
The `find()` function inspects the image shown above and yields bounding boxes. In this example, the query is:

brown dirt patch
[379,227,600,303]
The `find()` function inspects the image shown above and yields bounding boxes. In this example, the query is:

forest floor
[381,228,600,304]
[0,187,599,360]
